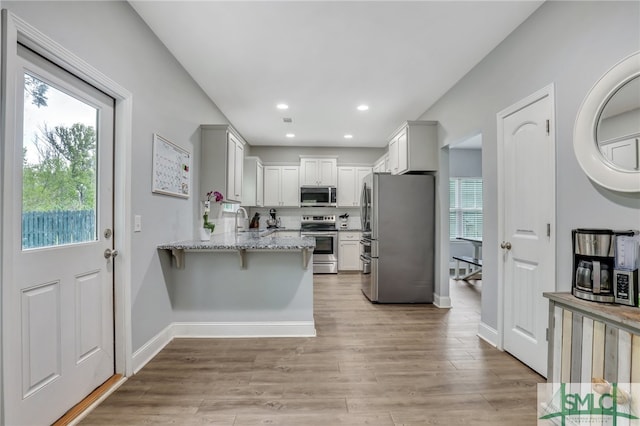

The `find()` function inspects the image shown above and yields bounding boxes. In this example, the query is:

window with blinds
[450,178,483,240]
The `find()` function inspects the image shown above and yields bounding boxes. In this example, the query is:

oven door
[304,232,337,259]
[301,231,338,273]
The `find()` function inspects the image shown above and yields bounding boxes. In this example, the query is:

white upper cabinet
[300,157,337,186]
[201,124,246,203]
[337,166,372,207]
[387,121,438,175]
[373,154,389,173]
[243,156,263,207]
[263,165,299,207]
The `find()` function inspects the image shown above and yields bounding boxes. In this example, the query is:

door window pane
[22,73,98,249]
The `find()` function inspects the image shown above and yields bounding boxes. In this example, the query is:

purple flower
[206,190,224,203]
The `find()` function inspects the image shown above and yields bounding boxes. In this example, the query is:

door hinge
[547,223,551,237]
[546,327,549,342]
[546,119,550,135]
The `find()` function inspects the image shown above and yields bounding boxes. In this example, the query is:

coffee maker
[572,229,638,303]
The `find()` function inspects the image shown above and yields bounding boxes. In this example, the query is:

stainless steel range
[301,215,338,274]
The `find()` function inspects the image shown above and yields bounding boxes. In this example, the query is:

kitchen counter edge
[158,233,316,251]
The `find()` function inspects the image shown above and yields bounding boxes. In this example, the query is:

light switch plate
[134,215,142,232]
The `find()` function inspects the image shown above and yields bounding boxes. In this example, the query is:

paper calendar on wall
[152,133,191,198]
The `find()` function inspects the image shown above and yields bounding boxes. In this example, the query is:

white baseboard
[171,321,317,338]
[477,321,499,347]
[433,293,452,308]
[131,324,173,374]
[131,320,316,374]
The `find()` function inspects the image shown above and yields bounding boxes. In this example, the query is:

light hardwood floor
[81,274,544,425]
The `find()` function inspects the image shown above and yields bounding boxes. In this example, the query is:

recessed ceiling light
[344,134,353,139]
[286,133,295,138]
[357,105,369,111]
[277,103,289,110]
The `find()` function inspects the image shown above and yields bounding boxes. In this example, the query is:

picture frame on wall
[151,133,191,198]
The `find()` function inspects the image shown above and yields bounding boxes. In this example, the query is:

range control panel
[301,215,336,224]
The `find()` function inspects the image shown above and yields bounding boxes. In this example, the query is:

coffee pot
[572,229,615,303]
[575,260,610,293]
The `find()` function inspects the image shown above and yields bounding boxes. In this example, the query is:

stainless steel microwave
[300,186,337,207]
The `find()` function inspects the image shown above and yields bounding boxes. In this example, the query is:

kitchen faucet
[235,207,248,236]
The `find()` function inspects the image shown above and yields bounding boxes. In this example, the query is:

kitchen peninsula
[158,231,316,337]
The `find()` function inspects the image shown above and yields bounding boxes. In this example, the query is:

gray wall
[450,148,482,178]
[419,1,640,331]
[2,1,230,352]
[249,145,384,165]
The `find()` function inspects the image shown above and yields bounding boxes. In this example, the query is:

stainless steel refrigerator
[360,173,435,303]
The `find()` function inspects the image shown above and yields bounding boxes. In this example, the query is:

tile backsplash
[247,207,361,230]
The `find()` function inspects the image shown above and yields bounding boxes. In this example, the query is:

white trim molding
[172,321,317,339]
[433,293,452,309]
[477,321,499,347]
[131,325,174,374]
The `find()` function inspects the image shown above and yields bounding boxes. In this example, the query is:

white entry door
[498,86,556,377]
[2,45,115,425]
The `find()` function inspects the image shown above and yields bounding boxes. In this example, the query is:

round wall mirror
[574,51,640,192]
[596,75,640,171]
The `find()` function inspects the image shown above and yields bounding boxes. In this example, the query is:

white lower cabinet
[338,231,361,271]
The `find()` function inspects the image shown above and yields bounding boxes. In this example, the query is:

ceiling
[130,1,543,148]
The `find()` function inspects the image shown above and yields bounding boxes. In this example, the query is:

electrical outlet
[134,215,142,232]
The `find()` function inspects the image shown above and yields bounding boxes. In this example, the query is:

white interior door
[3,44,115,425]
[499,86,555,377]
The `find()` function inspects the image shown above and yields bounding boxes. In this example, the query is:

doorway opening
[448,134,483,320]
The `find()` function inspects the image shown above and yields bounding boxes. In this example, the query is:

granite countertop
[158,231,315,251]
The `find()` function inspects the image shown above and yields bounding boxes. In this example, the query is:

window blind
[450,178,483,240]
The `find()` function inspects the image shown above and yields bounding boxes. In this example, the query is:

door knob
[104,248,119,259]
[500,241,512,250]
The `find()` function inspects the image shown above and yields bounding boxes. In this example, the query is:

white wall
[1,1,230,353]
[420,1,640,333]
